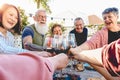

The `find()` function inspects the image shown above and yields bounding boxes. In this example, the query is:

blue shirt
[0,31,28,54]
[22,26,34,39]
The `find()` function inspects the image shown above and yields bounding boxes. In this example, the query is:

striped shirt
[0,31,28,54]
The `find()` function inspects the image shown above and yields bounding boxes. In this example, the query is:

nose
[11,16,17,23]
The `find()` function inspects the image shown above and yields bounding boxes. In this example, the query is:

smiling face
[103,12,118,29]
[53,26,62,35]
[102,7,119,31]
[2,7,18,30]
[74,19,84,33]
[34,10,47,25]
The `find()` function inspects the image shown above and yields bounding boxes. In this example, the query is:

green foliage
[18,7,29,31]
[97,24,104,30]
[86,24,104,30]
[41,0,51,13]
[32,0,51,13]
[86,24,93,28]
[117,21,120,24]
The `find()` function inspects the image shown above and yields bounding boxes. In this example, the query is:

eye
[15,16,18,20]
[9,13,13,16]
[103,17,106,20]
[108,16,112,18]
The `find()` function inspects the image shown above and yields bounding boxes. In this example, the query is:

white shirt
[0,31,28,54]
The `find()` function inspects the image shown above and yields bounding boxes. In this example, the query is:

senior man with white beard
[22,10,49,51]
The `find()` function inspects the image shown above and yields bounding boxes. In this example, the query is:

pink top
[0,53,54,80]
[86,27,108,49]
[102,39,120,77]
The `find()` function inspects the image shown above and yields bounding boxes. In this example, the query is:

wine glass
[52,35,63,54]
[43,36,53,52]
[52,35,62,49]
[68,33,77,72]
[61,35,69,50]
[68,33,76,48]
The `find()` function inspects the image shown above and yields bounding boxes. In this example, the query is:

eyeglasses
[37,15,47,19]
[75,24,83,27]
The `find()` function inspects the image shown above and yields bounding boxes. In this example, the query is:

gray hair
[102,7,119,16]
[74,17,84,25]
[35,9,46,16]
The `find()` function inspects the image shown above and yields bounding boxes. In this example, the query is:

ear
[33,16,37,21]
[117,15,119,19]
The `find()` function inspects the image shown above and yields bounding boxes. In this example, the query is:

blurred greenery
[32,0,52,13]
[18,7,30,31]
[86,24,104,30]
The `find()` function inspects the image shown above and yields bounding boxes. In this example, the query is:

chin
[77,31,82,33]
[77,30,83,33]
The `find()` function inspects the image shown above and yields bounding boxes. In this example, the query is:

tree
[18,7,30,31]
[32,0,51,13]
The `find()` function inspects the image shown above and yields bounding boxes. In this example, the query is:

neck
[0,27,7,36]
[109,25,120,32]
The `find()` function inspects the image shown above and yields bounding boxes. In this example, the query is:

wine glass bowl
[52,35,62,50]
[61,35,69,50]
[68,33,76,48]
[43,34,77,54]
[43,37,53,49]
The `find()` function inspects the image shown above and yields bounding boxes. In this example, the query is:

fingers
[67,48,75,57]
[67,47,81,60]
[55,53,69,70]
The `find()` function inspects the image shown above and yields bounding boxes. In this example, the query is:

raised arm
[70,47,103,66]
[0,53,69,80]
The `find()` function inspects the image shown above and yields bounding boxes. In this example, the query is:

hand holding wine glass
[67,33,78,71]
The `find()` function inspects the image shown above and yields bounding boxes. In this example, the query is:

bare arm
[70,47,103,66]
[0,53,69,80]
[22,35,33,49]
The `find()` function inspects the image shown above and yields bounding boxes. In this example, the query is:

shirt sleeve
[0,53,54,80]
[85,28,106,49]
[102,39,120,77]
[22,26,34,39]
[0,39,28,54]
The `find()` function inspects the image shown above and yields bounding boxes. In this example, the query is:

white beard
[34,22,48,35]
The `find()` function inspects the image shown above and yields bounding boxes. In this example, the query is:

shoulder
[84,27,88,31]
[23,25,33,30]
[83,27,88,33]
[70,29,75,33]
[22,25,35,38]
[101,27,108,31]
[97,27,108,33]
[92,27,108,38]
[22,25,34,33]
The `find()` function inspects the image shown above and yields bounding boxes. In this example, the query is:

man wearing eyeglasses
[22,10,49,50]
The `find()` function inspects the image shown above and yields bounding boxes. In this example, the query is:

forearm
[47,53,69,70]
[22,35,33,49]
[0,53,54,80]
[77,42,90,51]
[0,43,28,54]
[24,43,44,51]
[78,48,103,66]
